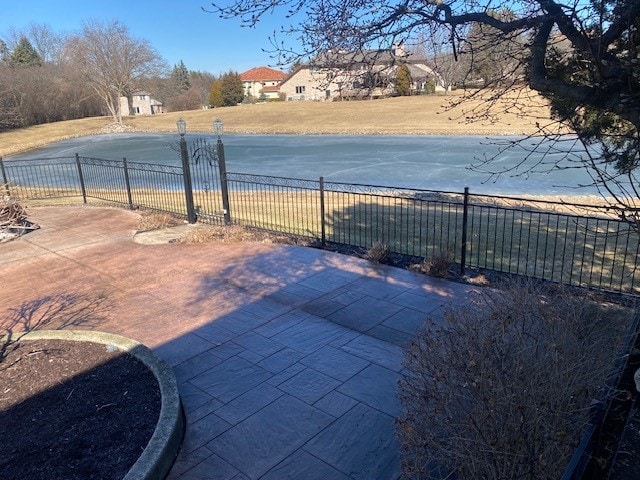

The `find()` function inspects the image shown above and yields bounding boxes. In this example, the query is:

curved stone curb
[132,225,196,245]
[18,330,184,480]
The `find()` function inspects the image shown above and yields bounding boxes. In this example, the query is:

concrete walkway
[1,206,478,480]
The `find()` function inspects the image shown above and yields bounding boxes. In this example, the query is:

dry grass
[176,224,313,245]
[410,250,455,278]
[0,88,556,157]
[177,225,248,244]
[126,89,554,137]
[137,211,183,231]
[363,241,391,263]
[0,117,113,157]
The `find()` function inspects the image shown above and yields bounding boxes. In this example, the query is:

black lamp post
[177,118,197,224]
[214,118,232,225]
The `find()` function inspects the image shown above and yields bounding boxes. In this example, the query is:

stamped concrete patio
[1,206,479,480]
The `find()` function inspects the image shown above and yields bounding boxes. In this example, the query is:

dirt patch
[0,339,161,480]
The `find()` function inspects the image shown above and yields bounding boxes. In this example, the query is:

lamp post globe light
[213,118,223,137]
[176,118,187,137]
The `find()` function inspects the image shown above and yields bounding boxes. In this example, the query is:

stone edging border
[18,330,184,480]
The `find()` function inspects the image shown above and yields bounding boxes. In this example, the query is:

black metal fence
[3,154,639,295]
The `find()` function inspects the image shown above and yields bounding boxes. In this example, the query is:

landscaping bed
[0,338,161,479]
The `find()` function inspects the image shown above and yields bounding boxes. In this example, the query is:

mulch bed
[0,339,161,480]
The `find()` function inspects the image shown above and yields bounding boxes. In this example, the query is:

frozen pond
[6,133,596,196]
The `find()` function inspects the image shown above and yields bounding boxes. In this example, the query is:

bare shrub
[179,226,223,244]
[137,211,182,231]
[177,224,315,245]
[397,279,630,480]
[410,250,454,278]
[364,241,390,263]
[178,224,270,244]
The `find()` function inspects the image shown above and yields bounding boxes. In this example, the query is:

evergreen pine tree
[395,64,412,96]
[220,71,244,106]
[10,37,42,67]
[0,40,9,63]
[171,60,190,92]
[209,80,223,107]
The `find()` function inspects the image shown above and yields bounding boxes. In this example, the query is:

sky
[1,0,294,74]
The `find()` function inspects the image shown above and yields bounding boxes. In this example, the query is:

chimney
[394,41,408,57]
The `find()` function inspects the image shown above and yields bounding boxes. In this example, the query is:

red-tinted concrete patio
[1,206,478,479]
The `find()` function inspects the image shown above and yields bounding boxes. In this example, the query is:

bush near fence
[3,155,639,295]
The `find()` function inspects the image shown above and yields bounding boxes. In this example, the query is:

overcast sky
[2,0,293,74]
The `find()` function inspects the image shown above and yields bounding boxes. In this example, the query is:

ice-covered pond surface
[7,133,596,196]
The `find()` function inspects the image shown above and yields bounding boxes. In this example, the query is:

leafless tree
[208,0,640,226]
[0,60,102,130]
[67,19,166,124]
[2,23,67,65]
[410,27,470,92]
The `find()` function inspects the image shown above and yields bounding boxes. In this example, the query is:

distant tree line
[0,23,103,130]
[0,21,245,131]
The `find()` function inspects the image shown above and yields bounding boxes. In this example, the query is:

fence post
[460,187,469,275]
[75,153,87,204]
[179,137,197,224]
[122,157,134,210]
[319,176,326,246]
[0,158,10,195]
[217,138,232,225]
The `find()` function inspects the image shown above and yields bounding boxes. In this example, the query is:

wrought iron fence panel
[79,157,130,206]
[320,181,465,257]
[226,172,322,237]
[464,196,640,293]
[2,157,81,199]
[123,160,185,216]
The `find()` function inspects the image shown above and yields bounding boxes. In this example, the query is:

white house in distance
[119,91,164,116]
[279,43,443,101]
[239,66,287,100]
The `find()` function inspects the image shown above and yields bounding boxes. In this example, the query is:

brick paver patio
[1,206,478,480]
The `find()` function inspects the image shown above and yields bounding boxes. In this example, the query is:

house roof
[310,45,426,69]
[406,64,433,79]
[262,85,280,92]
[240,66,286,82]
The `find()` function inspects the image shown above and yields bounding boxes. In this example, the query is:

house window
[295,86,306,94]
[134,107,140,114]
[138,95,146,100]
